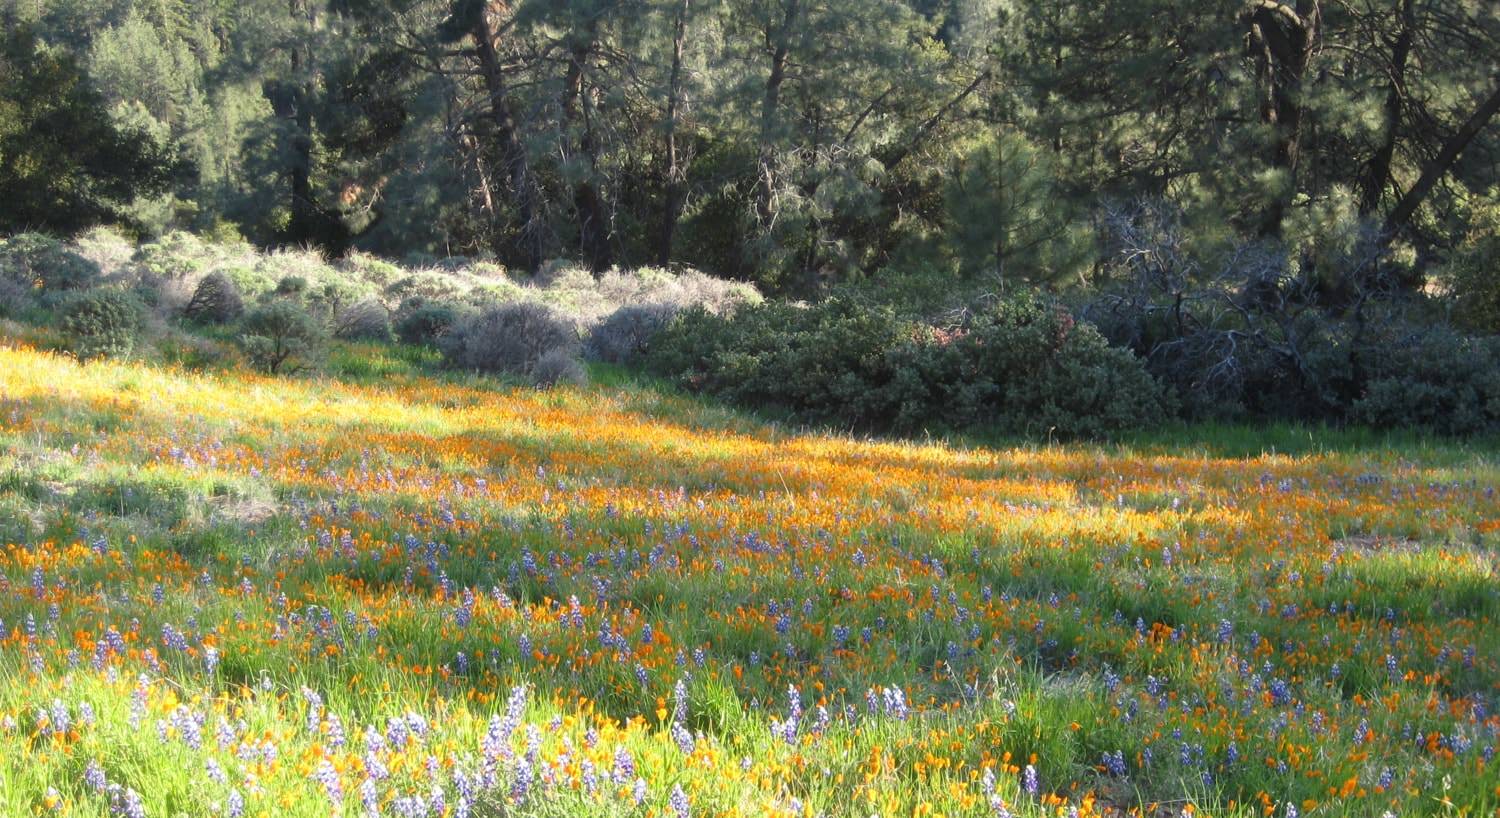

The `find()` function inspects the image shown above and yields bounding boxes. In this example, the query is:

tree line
[3,0,1497,295]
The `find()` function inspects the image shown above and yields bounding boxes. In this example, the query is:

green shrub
[647,298,916,428]
[183,271,245,324]
[440,302,578,380]
[340,251,403,288]
[0,233,101,294]
[275,275,308,297]
[1446,202,1500,333]
[1351,326,1500,435]
[395,300,461,347]
[647,295,1166,437]
[239,300,324,374]
[59,288,144,360]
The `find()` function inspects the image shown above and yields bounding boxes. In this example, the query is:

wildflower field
[1,343,1497,818]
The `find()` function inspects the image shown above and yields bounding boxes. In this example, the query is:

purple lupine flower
[632,777,647,805]
[314,759,342,803]
[672,720,696,755]
[669,784,691,818]
[882,686,909,720]
[511,755,532,804]
[581,759,598,794]
[1022,764,1038,796]
[226,789,244,818]
[359,778,379,817]
[612,746,635,785]
[84,759,108,791]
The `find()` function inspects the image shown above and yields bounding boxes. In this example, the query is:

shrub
[183,271,245,324]
[340,252,403,288]
[647,295,1165,437]
[395,300,461,347]
[0,274,32,318]
[0,233,101,294]
[532,348,589,387]
[1351,325,1500,435]
[1446,203,1500,334]
[59,288,144,360]
[440,302,578,379]
[585,303,678,364]
[239,300,324,374]
[334,298,393,342]
[275,275,308,297]
[965,298,1169,437]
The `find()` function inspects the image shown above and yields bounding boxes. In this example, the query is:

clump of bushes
[239,301,324,374]
[532,348,588,387]
[395,299,462,346]
[647,295,1166,437]
[334,298,393,342]
[1350,323,1500,435]
[59,289,144,360]
[0,233,101,297]
[440,302,581,384]
[585,303,678,364]
[1083,199,1500,434]
[183,271,245,324]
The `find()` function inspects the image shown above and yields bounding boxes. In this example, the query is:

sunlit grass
[1,343,1496,817]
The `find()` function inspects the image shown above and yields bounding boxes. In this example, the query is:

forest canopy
[1,0,1496,298]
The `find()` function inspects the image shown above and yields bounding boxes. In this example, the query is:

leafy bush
[0,273,32,318]
[395,300,461,347]
[532,349,588,388]
[59,288,144,360]
[585,303,678,364]
[239,301,324,374]
[183,271,245,324]
[334,298,393,342]
[648,295,1165,437]
[1351,325,1500,435]
[440,302,578,380]
[1445,202,1500,333]
[275,276,308,297]
[339,252,403,288]
[0,233,102,295]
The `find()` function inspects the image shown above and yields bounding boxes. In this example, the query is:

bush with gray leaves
[440,302,578,380]
[585,303,678,364]
[334,298,393,342]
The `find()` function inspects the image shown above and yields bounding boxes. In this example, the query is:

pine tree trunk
[1359,0,1414,215]
[756,0,799,228]
[472,3,549,272]
[656,0,690,267]
[563,19,613,273]
[1245,0,1320,236]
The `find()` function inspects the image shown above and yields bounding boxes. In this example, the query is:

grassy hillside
[1,342,1497,817]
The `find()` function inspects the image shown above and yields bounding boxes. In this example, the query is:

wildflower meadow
[1,343,1496,818]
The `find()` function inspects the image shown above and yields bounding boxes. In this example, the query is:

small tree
[60,289,144,361]
[239,301,324,374]
[183,271,245,324]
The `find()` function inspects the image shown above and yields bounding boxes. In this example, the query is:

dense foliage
[57,288,143,360]
[648,296,1166,437]
[0,0,1493,300]
[239,299,325,373]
